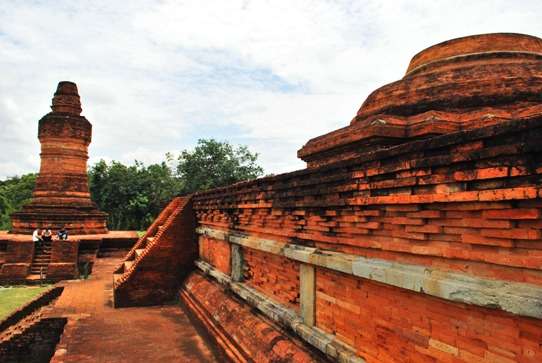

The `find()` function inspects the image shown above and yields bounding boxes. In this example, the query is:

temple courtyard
[27,256,222,363]
[2,31,542,362]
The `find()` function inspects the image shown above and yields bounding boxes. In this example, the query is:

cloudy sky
[1,1,541,179]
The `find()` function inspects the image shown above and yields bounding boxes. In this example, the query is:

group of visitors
[32,226,69,247]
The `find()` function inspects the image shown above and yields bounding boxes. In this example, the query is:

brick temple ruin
[10,81,107,235]
[1,32,542,362]
[110,33,542,362]
[0,82,136,281]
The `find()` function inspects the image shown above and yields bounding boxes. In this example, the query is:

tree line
[0,139,264,231]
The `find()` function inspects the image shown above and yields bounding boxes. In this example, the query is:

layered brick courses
[191,117,542,361]
[0,240,34,278]
[180,272,326,362]
[315,268,542,363]
[299,33,542,168]
[111,33,542,362]
[10,81,107,234]
[195,119,542,282]
[199,235,231,275]
[243,248,300,310]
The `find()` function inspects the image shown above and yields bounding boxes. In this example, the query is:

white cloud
[0,0,541,179]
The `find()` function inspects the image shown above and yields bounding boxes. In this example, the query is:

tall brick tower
[10,81,108,234]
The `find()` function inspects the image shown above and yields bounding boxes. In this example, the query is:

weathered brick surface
[0,318,67,362]
[0,241,33,278]
[10,81,107,235]
[180,272,325,362]
[299,33,542,168]
[199,235,231,275]
[316,268,542,363]
[243,248,300,310]
[192,118,542,360]
[177,34,542,362]
[114,197,197,307]
[195,119,542,286]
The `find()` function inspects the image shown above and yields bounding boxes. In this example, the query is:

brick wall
[190,118,542,362]
[243,248,300,310]
[316,268,542,363]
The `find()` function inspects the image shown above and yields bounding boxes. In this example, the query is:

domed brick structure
[298,33,542,167]
[10,81,108,234]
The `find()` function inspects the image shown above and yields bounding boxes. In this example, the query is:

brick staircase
[30,239,52,276]
[113,196,197,307]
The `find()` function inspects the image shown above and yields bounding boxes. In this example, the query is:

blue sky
[1,0,541,178]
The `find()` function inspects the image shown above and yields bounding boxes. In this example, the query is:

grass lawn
[0,286,51,320]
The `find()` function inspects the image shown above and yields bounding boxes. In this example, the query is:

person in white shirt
[32,228,42,247]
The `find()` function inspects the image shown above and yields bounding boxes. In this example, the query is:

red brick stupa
[299,33,542,167]
[10,81,108,234]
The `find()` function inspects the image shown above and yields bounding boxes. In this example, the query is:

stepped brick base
[180,272,326,362]
[9,82,108,236]
[0,240,34,279]
[10,206,108,235]
[0,231,137,281]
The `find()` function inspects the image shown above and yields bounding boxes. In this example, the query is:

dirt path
[47,257,221,363]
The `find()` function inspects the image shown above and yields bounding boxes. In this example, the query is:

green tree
[1,140,263,231]
[89,160,181,230]
[0,173,37,230]
[177,139,263,193]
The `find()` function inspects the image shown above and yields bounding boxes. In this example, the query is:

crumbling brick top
[298,33,542,168]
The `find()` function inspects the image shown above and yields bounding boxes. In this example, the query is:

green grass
[0,286,50,320]
[137,231,146,238]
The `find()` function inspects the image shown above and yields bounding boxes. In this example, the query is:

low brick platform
[0,231,138,282]
[46,256,222,362]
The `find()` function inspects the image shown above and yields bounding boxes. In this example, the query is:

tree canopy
[0,139,264,231]
[176,139,263,193]
[88,160,182,230]
[0,174,37,230]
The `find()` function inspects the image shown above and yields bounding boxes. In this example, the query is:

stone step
[124,261,133,270]
[30,269,47,274]
[33,259,51,263]
[135,249,145,257]
[113,273,123,284]
[31,265,48,269]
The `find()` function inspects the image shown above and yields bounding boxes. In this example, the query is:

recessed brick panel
[199,235,231,275]
[243,247,300,310]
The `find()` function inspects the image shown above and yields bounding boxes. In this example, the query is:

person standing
[32,228,42,247]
